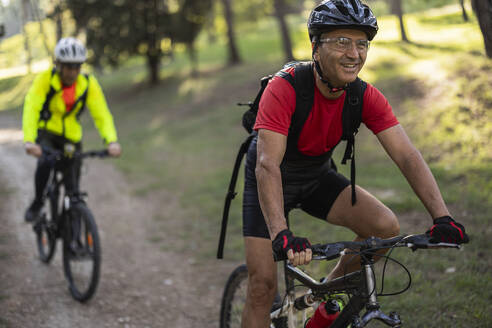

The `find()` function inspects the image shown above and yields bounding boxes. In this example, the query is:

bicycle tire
[220,264,248,328]
[219,264,289,328]
[34,192,58,263]
[62,202,101,302]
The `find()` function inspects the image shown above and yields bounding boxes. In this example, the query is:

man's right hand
[272,229,312,266]
[24,142,42,158]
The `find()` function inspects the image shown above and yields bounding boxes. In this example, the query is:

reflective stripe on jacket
[22,68,118,144]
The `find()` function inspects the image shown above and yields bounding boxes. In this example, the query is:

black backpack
[217,61,366,259]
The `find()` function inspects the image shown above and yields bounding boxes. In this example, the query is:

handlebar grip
[82,150,109,158]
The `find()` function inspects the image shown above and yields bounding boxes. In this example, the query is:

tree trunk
[219,0,241,65]
[29,0,52,57]
[146,0,161,85]
[54,4,63,41]
[187,42,198,77]
[205,2,217,44]
[273,0,294,62]
[147,51,160,85]
[21,0,32,73]
[472,0,492,58]
[391,0,409,42]
[459,0,469,21]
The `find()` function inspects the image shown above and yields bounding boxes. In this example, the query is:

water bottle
[305,299,340,328]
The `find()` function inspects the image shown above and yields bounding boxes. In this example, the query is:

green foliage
[231,0,303,25]
[65,0,212,82]
[367,0,460,15]
[401,54,492,207]
[0,20,55,68]
[413,58,492,164]
[0,74,35,112]
[402,0,462,13]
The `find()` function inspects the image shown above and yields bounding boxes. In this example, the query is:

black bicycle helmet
[308,0,378,41]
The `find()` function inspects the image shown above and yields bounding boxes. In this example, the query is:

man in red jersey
[240,1,468,326]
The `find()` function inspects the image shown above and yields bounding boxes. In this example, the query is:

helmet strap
[312,37,348,93]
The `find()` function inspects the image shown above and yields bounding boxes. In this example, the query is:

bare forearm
[397,149,449,219]
[256,164,288,240]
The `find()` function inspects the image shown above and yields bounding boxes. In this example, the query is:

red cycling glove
[426,216,469,244]
[272,229,311,261]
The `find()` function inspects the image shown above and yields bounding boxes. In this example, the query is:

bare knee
[373,211,400,238]
[247,272,276,308]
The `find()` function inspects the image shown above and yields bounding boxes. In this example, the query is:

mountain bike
[219,233,460,327]
[32,145,108,302]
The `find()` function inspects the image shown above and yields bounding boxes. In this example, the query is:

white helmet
[54,37,87,63]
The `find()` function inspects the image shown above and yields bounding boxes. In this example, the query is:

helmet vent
[350,0,359,14]
[335,3,350,17]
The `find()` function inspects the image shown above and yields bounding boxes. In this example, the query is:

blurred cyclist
[22,37,121,223]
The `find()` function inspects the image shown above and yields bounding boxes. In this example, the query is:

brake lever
[312,243,346,260]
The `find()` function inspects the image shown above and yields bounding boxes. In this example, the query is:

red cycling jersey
[254,67,399,156]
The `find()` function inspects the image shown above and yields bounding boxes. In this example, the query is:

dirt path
[0,112,238,328]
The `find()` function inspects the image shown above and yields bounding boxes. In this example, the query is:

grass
[1,3,491,326]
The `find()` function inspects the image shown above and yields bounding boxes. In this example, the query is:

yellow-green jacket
[23,68,118,144]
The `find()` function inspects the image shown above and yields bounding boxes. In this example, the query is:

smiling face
[314,29,368,88]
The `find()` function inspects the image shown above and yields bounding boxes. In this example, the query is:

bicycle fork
[351,261,402,328]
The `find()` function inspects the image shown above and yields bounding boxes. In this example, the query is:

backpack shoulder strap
[289,62,315,135]
[340,77,367,205]
[341,77,366,143]
[284,62,315,156]
[217,133,256,259]
[75,73,90,120]
[39,68,57,122]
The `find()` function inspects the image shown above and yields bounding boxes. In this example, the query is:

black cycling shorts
[242,137,350,239]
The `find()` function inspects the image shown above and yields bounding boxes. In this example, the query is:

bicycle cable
[281,243,413,317]
[378,240,413,296]
[340,246,412,298]
[358,248,412,297]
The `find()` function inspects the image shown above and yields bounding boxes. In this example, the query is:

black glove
[426,216,469,244]
[272,229,311,261]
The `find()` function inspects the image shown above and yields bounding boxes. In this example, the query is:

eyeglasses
[62,63,82,70]
[318,37,370,53]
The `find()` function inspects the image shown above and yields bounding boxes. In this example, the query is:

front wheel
[220,264,248,328]
[62,202,101,302]
[34,192,58,263]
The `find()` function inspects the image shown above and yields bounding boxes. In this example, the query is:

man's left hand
[107,142,122,157]
[426,216,469,244]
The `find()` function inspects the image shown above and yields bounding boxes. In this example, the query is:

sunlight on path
[0,128,23,143]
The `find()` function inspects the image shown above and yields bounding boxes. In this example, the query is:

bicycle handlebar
[41,145,109,161]
[310,234,460,261]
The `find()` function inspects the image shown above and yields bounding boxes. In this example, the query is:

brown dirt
[0,112,240,328]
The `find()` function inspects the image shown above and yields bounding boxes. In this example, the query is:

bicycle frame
[41,147,108,241]
[44,157,86,236]
[271,254,402,327]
